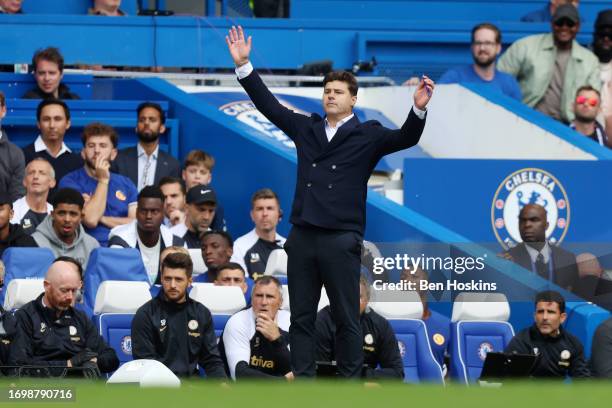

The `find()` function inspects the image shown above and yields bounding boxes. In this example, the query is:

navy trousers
[285,224,363,378]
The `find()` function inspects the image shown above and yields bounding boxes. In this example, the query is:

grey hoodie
[32,215,99,269]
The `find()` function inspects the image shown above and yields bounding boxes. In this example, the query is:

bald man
[503,204,579,292]
[8,257,119,377]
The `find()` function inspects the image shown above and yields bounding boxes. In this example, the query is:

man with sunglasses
[592,10,612,140]
[570,86,609,147]
[499,4,600,124]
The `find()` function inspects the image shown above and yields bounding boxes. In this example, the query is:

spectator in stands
[214,262,248,295]
[11,158,55,234]
[221,275,292,380]
[505,290,590,378]
[316,275,403,380]
[22,47,80,100]
[0,0,22,14]
[593,10,612,140]
[22,99,83,190]
[521,0,578,23]
[499,4,600,124]
[0,91,26,202]
[0,191,36,258]
[131,252,227,378]
[196,230,233,283]
[158,176,186,227]
[502,204,579,292]
[60,122,137,246]
[591,316,612,378]
[231,188,285,280]
[8,257,120,377]
[170,185,217,249]
[32,188,99,269]
[112,102,181,191]
[570,86,609,147]
[399,266,449,371]
[89,0,125,16]
[573,252,605,302]
[108,186,184,284]
[182,149,226,231]
[436,23,521,101]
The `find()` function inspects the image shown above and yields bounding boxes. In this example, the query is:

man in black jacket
[505,290,590,378]
[22,47,80,100]
[226,25,434,378]
[0,191,36,258]
[315,275,403,380]
[503,204,579,292]
[131,252,227,379]
[8,257,119,377]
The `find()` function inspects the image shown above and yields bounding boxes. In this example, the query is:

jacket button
[328,184,333,189]
[307,182,312,187]
[331,165,336,170]
[312,163,317,167]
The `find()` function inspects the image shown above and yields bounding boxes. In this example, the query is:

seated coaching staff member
[221,276,292,380]
[315,275,403,379]
[8,257,119,376]
[131,252,227,378]
[505,290,590,378]
[226,26,434,378]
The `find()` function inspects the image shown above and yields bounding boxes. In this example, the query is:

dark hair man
[22,47,80,100]
[195,230,233,282]
[231,188,286,280]
[214,262,248,295]
[502,204,579,292]
[22,100,83,190]
[8,257,119,377]
[32,188,99,268]
[170,185,217,249]
[0,0,23,14]
[0,191,36,258]
[226,25,433,378]
[108,186,184,284]
[59,122,137,246]
[0,91,26,202]
[437,23,521,100]
[499,4,600,124]
[504,290,590,378]
[112,102,180,191]
[221,276,292,380]
[11,158,55,234]
[315,275,403,379]
[570,85,609,147]
[158,176,186,227]
[131,252,227,378]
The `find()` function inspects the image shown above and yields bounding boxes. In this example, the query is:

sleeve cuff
[412,106,427,119]
[235,61,254,79]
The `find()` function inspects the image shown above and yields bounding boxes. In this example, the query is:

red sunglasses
[576,95,599,107]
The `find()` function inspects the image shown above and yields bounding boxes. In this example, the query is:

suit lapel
[324,115,360,153]
[154,151,167,185]
[313,117,328,149]
[127,148,139,185]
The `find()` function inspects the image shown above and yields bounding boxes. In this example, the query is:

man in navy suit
[226,26,434,378]
[112,102,181,191]
[503,204,579,292]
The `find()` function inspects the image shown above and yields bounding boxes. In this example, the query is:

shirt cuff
[235,61,254,79]
[412,106,427,119]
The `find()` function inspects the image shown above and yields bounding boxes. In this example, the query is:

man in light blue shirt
[438,23,522,101]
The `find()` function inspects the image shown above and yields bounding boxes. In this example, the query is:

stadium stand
[189,283,246,338]
[0,247,54,306]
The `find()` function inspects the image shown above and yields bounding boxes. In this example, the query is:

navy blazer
[239,71,426,234]
[505,243,579,291]
[112,146,181,187]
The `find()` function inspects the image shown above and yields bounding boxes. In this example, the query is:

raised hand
[256,313,281,342]
[413,75,435,110]
[94,155,111,183]
[226,25,252,67]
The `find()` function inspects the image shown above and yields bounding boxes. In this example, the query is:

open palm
[226,25,252,67]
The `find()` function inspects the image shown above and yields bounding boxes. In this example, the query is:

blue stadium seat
[448,293,514,384]
[83,248,149,312]
[391,319,445,384]
[95,313,135,370]
[0,247,55,306]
